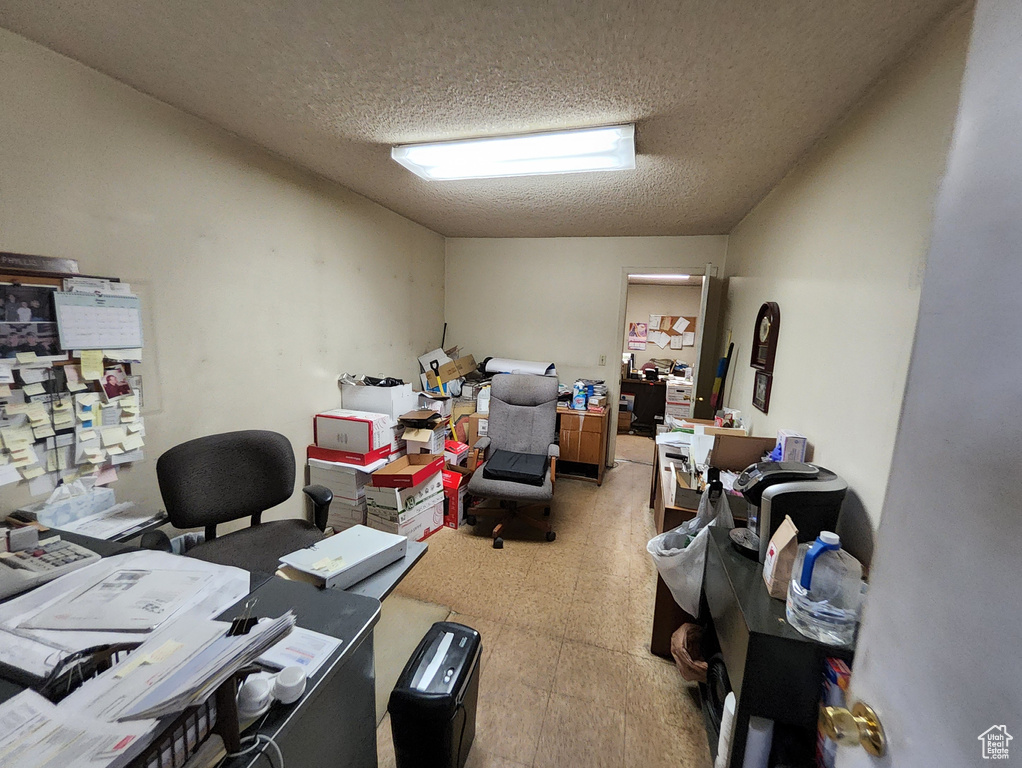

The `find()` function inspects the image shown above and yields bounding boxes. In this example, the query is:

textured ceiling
[0,1,961,237]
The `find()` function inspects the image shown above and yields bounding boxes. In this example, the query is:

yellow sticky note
[0,384,10,397]
[120,395,138,408]
[15,352,38,365]
[102,428,127,447]
[67,381,87,392]
[4,403,28,415]
[78,429,97,441]
[46,452,58,472]
[57,452,70,471]
[80,350,104,381]
[122,435,145,451]
[33,426,55,440]
[21,466,45,479]
[106,444,125,455]
[22,383,45,396]
[127,423,144,433]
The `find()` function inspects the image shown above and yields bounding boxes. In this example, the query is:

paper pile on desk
[62,612,296,721]
[0,551,249,678]
[0,689,153,768]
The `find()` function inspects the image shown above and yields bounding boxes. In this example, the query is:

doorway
[618,274,703,449]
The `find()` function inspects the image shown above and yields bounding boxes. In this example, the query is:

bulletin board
[645,314,698,350]
[0,265,146,499]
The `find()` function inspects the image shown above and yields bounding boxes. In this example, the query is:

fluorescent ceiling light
[392,124,635,180]
[629,274,691,280]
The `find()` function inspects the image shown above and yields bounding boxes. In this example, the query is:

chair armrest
[475,437,491,456]
[548,444,560,459]
[303,484,333,531]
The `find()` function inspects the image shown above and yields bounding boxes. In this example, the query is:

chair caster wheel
[543,507,551,517]
[493,537,504,549]
[466,515,477,526]
[546,531,556,542]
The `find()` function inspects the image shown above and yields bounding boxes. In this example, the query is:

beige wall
[623,283,703,368]
[0,29,446,519]
[445,236,726,459]
[720,9,970,529]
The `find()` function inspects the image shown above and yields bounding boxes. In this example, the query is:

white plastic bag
[647,490,734,615]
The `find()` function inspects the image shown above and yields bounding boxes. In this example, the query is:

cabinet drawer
[577,431,602,465]
[580,414,602,433]
[559,430,580,462]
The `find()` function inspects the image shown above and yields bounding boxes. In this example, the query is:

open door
[838,3,1020,765]
[693,267,723,420]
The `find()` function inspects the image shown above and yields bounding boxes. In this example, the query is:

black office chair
[156,430,333,573]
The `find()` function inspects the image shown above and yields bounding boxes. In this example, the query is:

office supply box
[777,429,808,463]
[312,409,393,465]
[367,495,444,542]
[278,524,407,589]
[341,383,420,421]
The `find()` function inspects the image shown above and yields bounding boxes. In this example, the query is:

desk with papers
[0,529,423,768]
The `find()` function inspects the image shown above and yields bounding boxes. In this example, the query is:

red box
[370,454,445,488]
[442,464,473,529]
[307,443,391,466]
[444,439,469,466]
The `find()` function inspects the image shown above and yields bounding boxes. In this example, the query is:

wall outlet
[599,355,606,366]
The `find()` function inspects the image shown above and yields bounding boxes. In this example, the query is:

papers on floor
[0,551,249,678]
[0,689,152,768]
[258,625,341,679]
[62,613,296,722]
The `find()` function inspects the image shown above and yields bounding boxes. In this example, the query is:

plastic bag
[647,489,734,615]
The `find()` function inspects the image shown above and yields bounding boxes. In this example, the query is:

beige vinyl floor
[378,434,711,768]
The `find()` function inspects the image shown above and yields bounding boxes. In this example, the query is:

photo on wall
[0,322,65,361]
[2,284,55,323]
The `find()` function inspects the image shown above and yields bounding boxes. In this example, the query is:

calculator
[0,538,101,599]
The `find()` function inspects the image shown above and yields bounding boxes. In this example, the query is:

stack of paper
[0,689,153,768]
[63,613,296,721]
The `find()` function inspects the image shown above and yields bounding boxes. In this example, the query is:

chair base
[466,499,554,548]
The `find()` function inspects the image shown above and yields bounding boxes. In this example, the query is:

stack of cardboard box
[308,456,383,532]
[664,376,694,420]
[365,455,446,541]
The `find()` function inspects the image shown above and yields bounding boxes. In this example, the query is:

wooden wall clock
[750,302,779,413]
[750,302,780,371]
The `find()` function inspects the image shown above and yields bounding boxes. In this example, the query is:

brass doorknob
[819,702,887,757]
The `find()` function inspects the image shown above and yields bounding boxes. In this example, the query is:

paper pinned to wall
[648,331,670,349]
[53,292,143,350]
[670,335,685,350]
[683,331,696,346]
[672,317,690,334]
[648,315,662,331]
[80,351,104,381]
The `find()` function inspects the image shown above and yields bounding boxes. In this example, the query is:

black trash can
[389,621,482,768]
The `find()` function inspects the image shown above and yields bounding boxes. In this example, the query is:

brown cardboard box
[708,435,776,471]
[425,355,477,388]
[559,412,601,463]
[467,412,488,447]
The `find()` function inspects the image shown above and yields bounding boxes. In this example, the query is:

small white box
[664,402,692,419]
[314,409,393,454]
[367,496,444,542]
[308,458,374,503]
[666,379,693,404]
[341,383,420,421]
[278,524,407,589]
[777,430,808,463]
[404,425,446,455]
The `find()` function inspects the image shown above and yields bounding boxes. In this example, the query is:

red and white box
[311,409,393,466]
[444,440,469,466]
[366,471,444,512]
[370,454,445,489]
[442,464,473,529]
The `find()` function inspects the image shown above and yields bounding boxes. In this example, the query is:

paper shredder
[389,621,481,768]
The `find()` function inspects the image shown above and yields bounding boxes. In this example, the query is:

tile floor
[378,435,711,768]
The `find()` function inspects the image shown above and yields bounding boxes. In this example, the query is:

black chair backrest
[157,430,296,530]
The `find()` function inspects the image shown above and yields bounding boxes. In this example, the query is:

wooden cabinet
[556,408,609,485]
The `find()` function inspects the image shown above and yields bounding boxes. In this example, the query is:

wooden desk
[649,441,700,657]
[555,406,610,485]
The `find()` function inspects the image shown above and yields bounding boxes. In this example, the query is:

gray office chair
[465,374,559,548]
[156,430,333,573]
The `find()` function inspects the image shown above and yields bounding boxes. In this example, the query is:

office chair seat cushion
[185,518,323,574]
[467,467,553,503]
[483,449,549,486]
